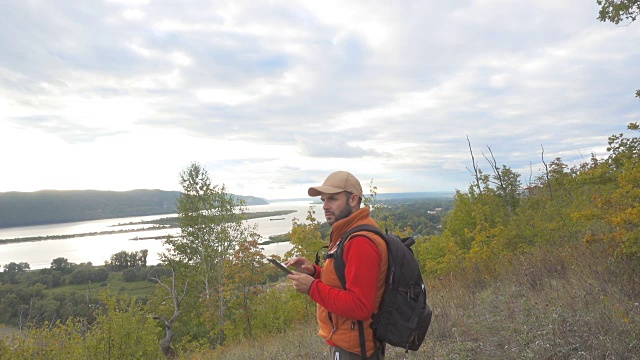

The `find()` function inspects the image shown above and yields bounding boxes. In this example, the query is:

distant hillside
[0,190,268,229]
[269,191,455,202]
[374,191,455,200]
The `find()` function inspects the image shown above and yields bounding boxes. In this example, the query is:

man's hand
[285,257,315,275]
[287,272,315,294]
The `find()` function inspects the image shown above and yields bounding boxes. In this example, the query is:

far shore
[0,210,295,246]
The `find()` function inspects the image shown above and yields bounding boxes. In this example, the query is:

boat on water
[269,217,285,221]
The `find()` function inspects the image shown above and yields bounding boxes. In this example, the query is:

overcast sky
[1,0,638,200]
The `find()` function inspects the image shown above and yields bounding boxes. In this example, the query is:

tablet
[267,258,293,275]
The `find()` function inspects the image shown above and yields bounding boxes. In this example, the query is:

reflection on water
[0,200,319,269]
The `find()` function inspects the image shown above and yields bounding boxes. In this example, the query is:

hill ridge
[0,189,268,229]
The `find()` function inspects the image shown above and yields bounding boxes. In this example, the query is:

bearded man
[286,171,388,360]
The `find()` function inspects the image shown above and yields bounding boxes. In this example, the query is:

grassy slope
[182,243,639,360]
[44,272,158,300]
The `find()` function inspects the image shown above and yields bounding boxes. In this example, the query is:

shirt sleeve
[308,235,382,320]
[312,264,322,279]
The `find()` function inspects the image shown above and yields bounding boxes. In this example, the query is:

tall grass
[427,243,639,359]
[187,242,639,359]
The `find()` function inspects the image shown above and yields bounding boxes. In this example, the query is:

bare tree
[152,255,187,359]
[466,136,483,195]
[482,146,513,214]
[541,145,552,200]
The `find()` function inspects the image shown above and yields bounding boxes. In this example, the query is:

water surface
[0,200,318,269]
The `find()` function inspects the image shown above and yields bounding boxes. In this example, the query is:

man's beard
[327,203,353,225]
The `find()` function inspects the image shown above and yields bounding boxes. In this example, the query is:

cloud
[0,0,639,199]
[296,134,379,158]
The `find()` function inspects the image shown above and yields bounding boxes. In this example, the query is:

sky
[1,0,638,200]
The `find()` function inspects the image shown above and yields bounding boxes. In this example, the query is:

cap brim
[308,186,344,197]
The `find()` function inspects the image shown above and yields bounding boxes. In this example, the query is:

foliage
[597,0,640,24]
[0,293,162,360]
[423,123,640,277]
[0,251,165,329]
[575,123,640,256]
[364,178,396,231]
[67,267,109,285]
[597,0,640,107]
[50,258,73,274]
[249,283,310,335]
[222,233,267,340]
[2,122,639,358]
[108,250,149,270]
[163,162,258,347]
[285,206,325,261]
[199,242,640,360]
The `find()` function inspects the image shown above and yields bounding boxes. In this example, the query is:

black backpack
[326,224,432,359]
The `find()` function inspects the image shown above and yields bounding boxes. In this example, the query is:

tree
[2,262,30,283]
[3,262,30,273]
[224,231,266,339]
[597,0,640,24]
[50,257,73,274]
[4,293,162,359]
[597,0,639,99]
[164,162,253,346]
[109,251,129,271]
[482,146,522,215]
[285,206,325,261]
[122,268,137,282]
[577,123,640,256]
[139,249,149,267]
[152,256,187,359]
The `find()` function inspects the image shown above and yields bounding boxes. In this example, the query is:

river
[0,200,319,270]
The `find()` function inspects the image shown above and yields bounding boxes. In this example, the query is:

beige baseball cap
[308,171,363,198]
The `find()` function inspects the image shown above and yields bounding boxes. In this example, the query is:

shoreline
[0,210,295,246]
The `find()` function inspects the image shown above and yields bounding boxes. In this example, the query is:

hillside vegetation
[0,123,638,359]
[0,189,267,228]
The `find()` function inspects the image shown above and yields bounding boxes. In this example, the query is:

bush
[122,269,137,282]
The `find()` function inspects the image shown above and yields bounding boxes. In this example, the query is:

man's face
[320,192,353,226]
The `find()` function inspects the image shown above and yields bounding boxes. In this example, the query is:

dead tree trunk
[466,136,483,195]
[541,145,553,200]
[152,255,187,359]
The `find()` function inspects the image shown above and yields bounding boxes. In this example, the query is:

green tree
[139,249,149,267]
[0,294,161,360]
[3,262,30,273]
[576,123,640,256]
[109,251,130,271]
[164,162,252,346]
[224,232,266,340]
[251,284,308,335]
[363,179,396,231]
[285,206,324,261]
[50,257,73,274]
[597,0,639,99]
[597,0,640,24]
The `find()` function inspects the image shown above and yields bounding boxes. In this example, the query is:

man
[286,171,388,360]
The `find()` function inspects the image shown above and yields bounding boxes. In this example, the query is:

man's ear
[348,193,359,208]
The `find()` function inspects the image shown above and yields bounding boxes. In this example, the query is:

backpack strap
[333,224,385,289]
[314,245,328,266]
[332,224,386,360]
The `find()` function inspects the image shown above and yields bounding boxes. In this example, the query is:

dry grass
[420,243,640,359]
[181,242,639,359]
